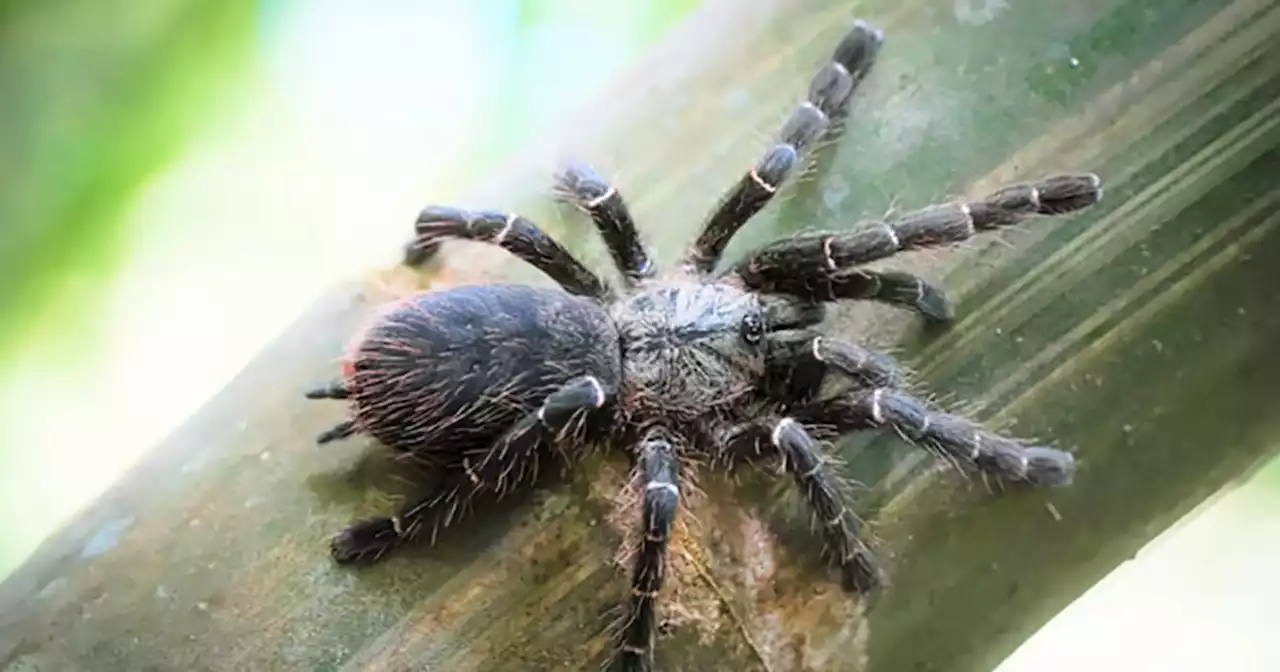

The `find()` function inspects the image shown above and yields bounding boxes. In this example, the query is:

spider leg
[401,238,443,269]
[795,387,1075,488]
[406,206,609,299]
[330,375,613,564]
[731,173,1103,312]
[836,269,954,322]
[766,331,902,403]
[722,418,882,593]
[782,268,955,322]
[613,432,680,672]
[685,20,884,273]
[553,162,655,285]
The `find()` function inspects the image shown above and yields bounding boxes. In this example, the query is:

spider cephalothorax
[306,18,1101,671]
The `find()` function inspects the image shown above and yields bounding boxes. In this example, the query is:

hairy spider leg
[772,419,882,592]
[553,161,655,285]
[763,328,1075,485]
[408,206,610,298]
[765,331,903,403]
[811,269,957,322]
[686,20,884,273]
[797,388,1075,488]
[401,238,444,268]
[329,375,613,564]
[733,329,1074,593]
[732,173,1103,318]
[613,432,680,672]
[721,418,882,593]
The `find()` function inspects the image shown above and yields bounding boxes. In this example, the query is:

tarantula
[306,18,1101,671]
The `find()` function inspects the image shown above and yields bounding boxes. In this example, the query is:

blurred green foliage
[0,0,700,362]
[0,1,256,363]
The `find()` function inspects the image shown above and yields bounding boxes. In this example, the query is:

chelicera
[306,18,1101,671]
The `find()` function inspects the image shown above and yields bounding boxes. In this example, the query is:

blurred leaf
[0,1,255,362]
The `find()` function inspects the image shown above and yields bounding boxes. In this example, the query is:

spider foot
[330,516,401,564]
[913,279,955,323]
[840,547,884,594]
[999,446,1075,488]
[402,238,443,269]
[552,161,653,284]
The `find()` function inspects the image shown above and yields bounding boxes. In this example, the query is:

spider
[306,18,1102,671]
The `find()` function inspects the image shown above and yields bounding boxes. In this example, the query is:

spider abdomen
[345,284,620,460]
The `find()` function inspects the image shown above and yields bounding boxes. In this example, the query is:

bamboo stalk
[3,0,1279,670]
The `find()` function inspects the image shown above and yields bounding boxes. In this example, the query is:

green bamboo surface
[3,0,1280,670]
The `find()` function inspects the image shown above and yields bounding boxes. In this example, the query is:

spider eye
[740,314,765,344]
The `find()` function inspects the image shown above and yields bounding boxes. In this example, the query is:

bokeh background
[1,1,1277,669]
